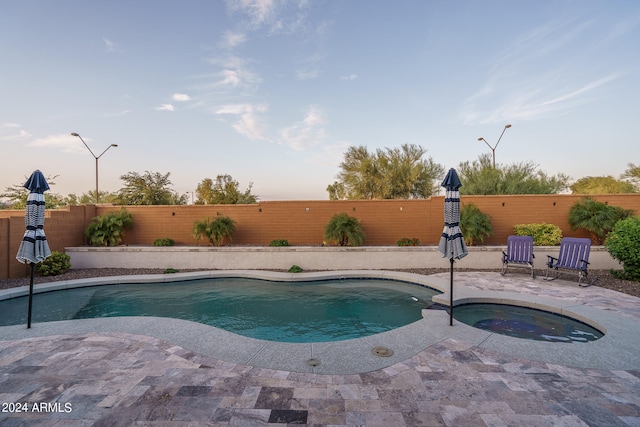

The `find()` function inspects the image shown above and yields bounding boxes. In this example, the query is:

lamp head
[477,137,484,141]
[71,132,79,137]
[505,124,512,129]
[111,144,118,147]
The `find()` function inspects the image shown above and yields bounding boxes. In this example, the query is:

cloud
[157,104,175,112]
[28,134,84,152]
[206,56,261,91]
[220,30,247,49]
[225,0,309,34]
[216,103,270,141]
[172,93,191,102]
[280,106,326,151]
[103,37,119,53]
[340,74,358,81]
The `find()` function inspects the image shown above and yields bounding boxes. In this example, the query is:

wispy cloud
[206,56,261,91]
[172,93,191,102]
[280,106,326,151]
[102,37,119,53]
[460,18,623,125]
[220,30,247,49]
[157,104,175,112]
[28,134,84,152]
[216,103,270,141]
[0,123,31,141]
[225,0,309,34]
[340,74,358,81]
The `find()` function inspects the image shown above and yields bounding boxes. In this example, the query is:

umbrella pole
[27,263,34,329]
[449,257,454,326]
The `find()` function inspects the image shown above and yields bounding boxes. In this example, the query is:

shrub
[153,238,175,246]
[288,265,303,273]
[397,237,420,246]
[164,268,179,274]
[513,223,563,246]
[36,251,71,276]
[459,203,493,246]
[192,216,236,246]
[605,216,640,280]
[85,208,133,246]
[323,213,365,246]
[269,239,289,247]
[569,197,634,244]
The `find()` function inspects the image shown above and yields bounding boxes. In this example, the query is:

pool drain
[306,358,321,367]
[371,346,394,357]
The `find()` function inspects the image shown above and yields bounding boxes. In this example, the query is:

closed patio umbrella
[16,170,51,329]
[437,168,468,325]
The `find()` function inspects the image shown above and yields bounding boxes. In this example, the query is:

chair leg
[500,262,507,276]
[531,264,536,279]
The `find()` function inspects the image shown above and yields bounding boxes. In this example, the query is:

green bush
[323,213,365,246]
[153,238,175,246]
[269,239,290,247]
[460,203,493,246]
[513,223,563,246]
[36,251,71,276]
[164,268,179,274]
[192,216,236,246]
[288,265,303,273]
[605,216,640,280]
[85,208,133,246]
[397,237,420,246]
[569,197,634,244]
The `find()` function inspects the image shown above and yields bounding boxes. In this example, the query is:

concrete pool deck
[1,271,640,425]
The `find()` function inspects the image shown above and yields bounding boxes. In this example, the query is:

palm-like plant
[85,208,134,246]
[568,197,634,244]
[323,213,365,246]
[460,203,493,246]
[192,216,237,246]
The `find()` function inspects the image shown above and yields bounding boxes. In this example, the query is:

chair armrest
[546,255,557,267]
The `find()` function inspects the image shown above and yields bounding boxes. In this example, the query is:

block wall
[2,194,640,279]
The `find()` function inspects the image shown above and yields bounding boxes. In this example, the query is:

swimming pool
[0,278,440,343]
[453,303,604,342]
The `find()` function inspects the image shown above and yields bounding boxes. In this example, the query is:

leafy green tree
[195,175,258,204]
[568,197,634,244]
[622,163,640,189]
[192,216,237,246]
[605,216,640,280]
[323,213,365,246]
[0,174,65,209]
[327,144,444,200]
[570,176,636,194]
[460,203,493,246]
[115,171,187,205]
[85,208,134,246]
[458,154,569,195]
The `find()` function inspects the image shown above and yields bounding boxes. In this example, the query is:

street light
[71,133,118,203]
[478,124,512,168]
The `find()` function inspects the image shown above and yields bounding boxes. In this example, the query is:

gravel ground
[1,267,638,298]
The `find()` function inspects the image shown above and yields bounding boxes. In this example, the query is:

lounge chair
[545,237,591,286]
[501,235,535,278]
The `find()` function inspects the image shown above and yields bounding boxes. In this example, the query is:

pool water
[453,303,603,342]
[0,278,440,342]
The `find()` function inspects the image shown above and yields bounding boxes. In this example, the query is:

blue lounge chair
[501,235,535,278]
[545,237,591,286]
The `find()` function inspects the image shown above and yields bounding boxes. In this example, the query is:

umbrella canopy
[16,170,51,265]
[437,168,468,261]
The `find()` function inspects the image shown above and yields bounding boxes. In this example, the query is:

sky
[1,0,639,202]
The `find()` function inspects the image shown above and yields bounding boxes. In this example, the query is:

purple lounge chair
[501,235,535,278]
[545,237,591,286]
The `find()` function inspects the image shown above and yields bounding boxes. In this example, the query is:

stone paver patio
[1,271,639,426]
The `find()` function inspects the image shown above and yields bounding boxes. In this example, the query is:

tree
[195,175,258,204]
[192,216,237,246]
[622,163,640,189]
[568,197,634,244]
[323,213,365,246]
[327,144,444,200]
[0,174,65,209]
[460,203,493,246]
[570,176,636,194]
[115,171,187,205]
[458,154,570,195]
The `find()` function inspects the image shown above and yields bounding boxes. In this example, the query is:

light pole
[71,133,118,203]
[478,124,512,168]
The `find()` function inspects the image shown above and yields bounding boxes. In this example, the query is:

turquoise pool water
[0,278,440,342]
[454,303,603,342]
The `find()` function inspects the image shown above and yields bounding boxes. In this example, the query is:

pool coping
[1,270,639,374]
